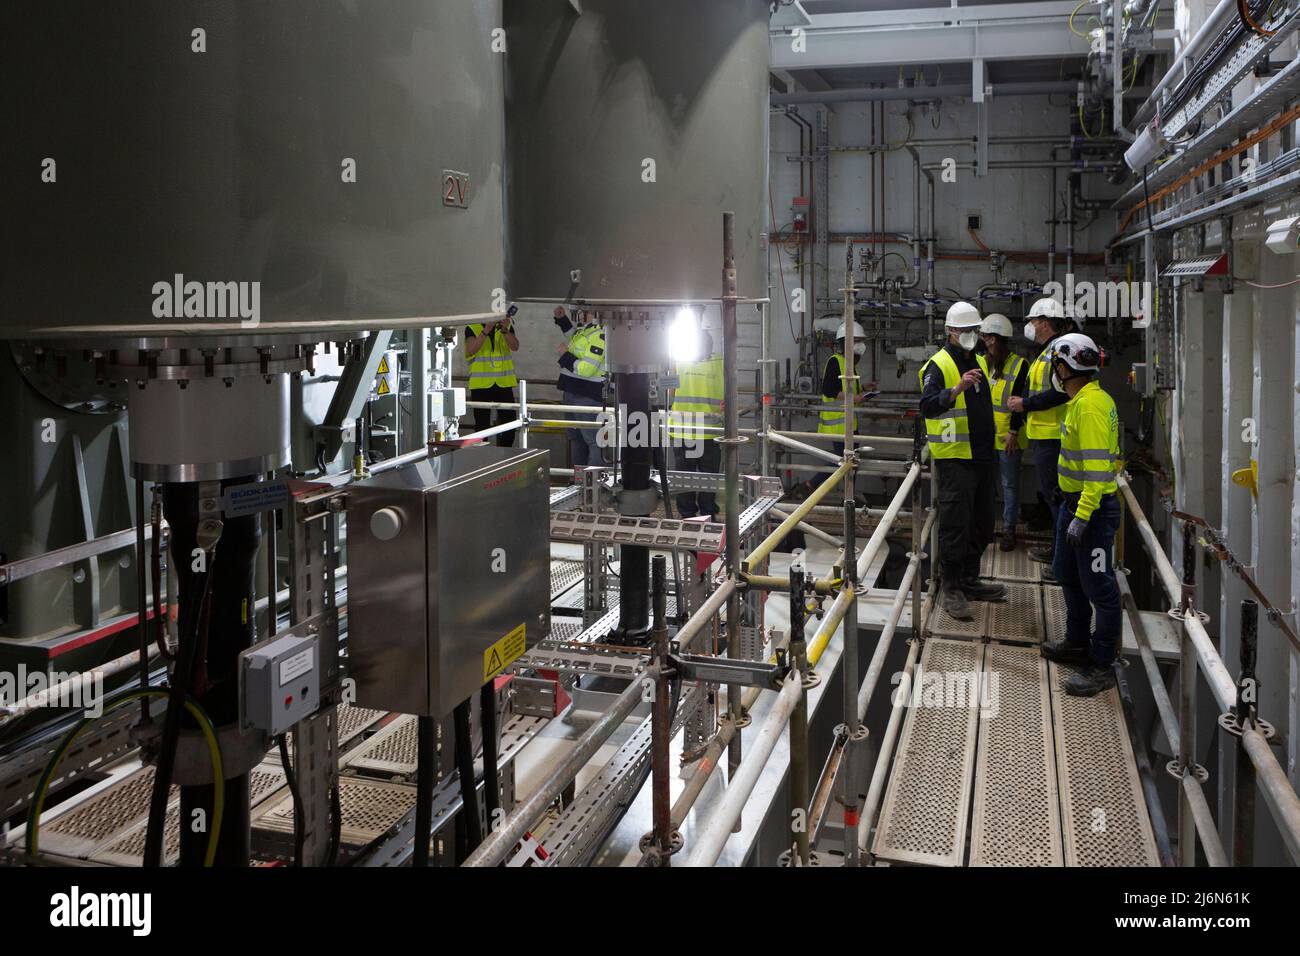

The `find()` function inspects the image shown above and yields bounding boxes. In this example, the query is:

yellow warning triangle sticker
[376,377,391,396]
[376,355,390,376]
[487,648,501,674]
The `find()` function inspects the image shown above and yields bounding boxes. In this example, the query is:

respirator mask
[1023,321,1038,341]
[957,331,978,352]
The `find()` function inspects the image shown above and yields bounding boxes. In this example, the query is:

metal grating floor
[872,638,985,866]
[986,583,1045,644]
[1048,662,1159,867]
[344,714,420,776]
[550,559,585,599]
[992,547,1042,582]
[41,766,175,858]
[927,599,989,639]
[255,775,416,847]
[969,643,1063,866]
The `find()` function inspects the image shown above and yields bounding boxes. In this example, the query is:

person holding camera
[465,307,521,447]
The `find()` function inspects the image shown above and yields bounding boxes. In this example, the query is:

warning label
[376,355,390,375]
[376,376,391,396]
[483,623,526,682]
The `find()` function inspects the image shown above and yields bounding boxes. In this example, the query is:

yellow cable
[26,689,224,866]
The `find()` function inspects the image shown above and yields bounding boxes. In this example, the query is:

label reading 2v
[483,623,526,682]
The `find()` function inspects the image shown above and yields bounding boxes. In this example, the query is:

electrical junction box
[346,444,551,717]
[428,387,465,420]
[241,631,320,736]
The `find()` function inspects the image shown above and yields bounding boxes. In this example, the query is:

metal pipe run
[807,462,922,665]
[1118,474,1300,863]
[744,458,854,570]
[766,429,845,467]
[771,81,1077,106]
[721,212,745,782]
[768,505,843,550]
[463,665,657,867]
[858,637,923,853]
[682,673,803,867]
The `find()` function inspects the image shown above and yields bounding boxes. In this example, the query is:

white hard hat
[979,313,1013,338]
[945,301,982,329]
[1028,297,1066,320]
[1049,332,1103,372]
[835,320,866,340]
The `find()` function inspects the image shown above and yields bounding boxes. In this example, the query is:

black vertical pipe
[135,479,150,723]
[163,480,259,868]
[453,697,482,862]
[414,715,435,866]
[649,555,672,865]
[614,371,652,642]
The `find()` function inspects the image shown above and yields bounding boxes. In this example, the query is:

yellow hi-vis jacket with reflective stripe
[466,324,517,390]
[989,353,1028,450]
[560,324,606,384]
[918,348,990,459]
[1057,380,1119,521]
[1024,343,1065,439]
[668,356,724,440]
[817,353,858,435]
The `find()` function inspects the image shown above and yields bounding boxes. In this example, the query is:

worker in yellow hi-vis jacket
[1037,333,1121,698]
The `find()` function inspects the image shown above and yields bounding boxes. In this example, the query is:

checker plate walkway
[871,543,1158,867]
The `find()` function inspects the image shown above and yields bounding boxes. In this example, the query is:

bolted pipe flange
[1167,606,1211,624]
[735,712,752,729]
[1217,711,1276,740]
[777,848,824,868]
[800,671,821,690]
[1165,758,1209,783]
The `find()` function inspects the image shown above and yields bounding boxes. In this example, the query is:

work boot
[962,579,1007,602]
[1065,662,1117,697]
[998,530,1016,552]
[1028,545,1054,563]
[1040,564,1058,584]
[942,586,974,621]
[1040,639,1090,665]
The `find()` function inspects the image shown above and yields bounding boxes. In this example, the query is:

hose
[453,698,482,862]
[278,733,304,866]
[414,715,436,866]
[27,689,223,866]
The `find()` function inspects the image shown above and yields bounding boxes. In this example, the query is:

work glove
[1066,516,1089,548]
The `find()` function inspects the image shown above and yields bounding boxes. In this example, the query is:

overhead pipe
[1118,474,1300,863]
[1130,0,1236,130]
[771,81,1078,106]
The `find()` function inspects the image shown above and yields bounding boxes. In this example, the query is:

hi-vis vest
[1025,341,1065,439]
[990,353,1028,450]
[466,324,517,390]
[918,348,990,459]
[560,324,606,383]
[817,353,858,435]
[668,356,724,440]
[1057,379,1119,520]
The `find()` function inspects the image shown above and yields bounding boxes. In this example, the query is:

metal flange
[1217,711,1276,740]
[1165,758,1209,783]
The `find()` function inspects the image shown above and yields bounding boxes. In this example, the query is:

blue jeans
[998,449,1022,530]
[562,390,603,468]
[1052,495,1122,666]
[1029,438,1062,549]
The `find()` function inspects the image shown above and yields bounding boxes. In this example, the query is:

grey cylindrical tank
[503,0,770,303]
[3,1,505,341]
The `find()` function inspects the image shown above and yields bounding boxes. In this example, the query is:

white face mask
[1024,321,1038,341]
[958,331,978,351]
[844,341,865,357]
[1051,372,1063,391]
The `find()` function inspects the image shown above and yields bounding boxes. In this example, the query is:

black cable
[326,777,342,866]
[278,733,304,866]
[479,682,500,838]
[413,715,435,867]
[452,698,482,862]
[1141,163,1154,231]
[143,547,216,867]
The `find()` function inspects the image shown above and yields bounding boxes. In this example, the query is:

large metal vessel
[503,0,770,303]
[4,0,505,340]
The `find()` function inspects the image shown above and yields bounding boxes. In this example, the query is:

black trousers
[935,458,997,589]
[1029,437,1062,550]
[470,384,517,447]
[673,440,721,518]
